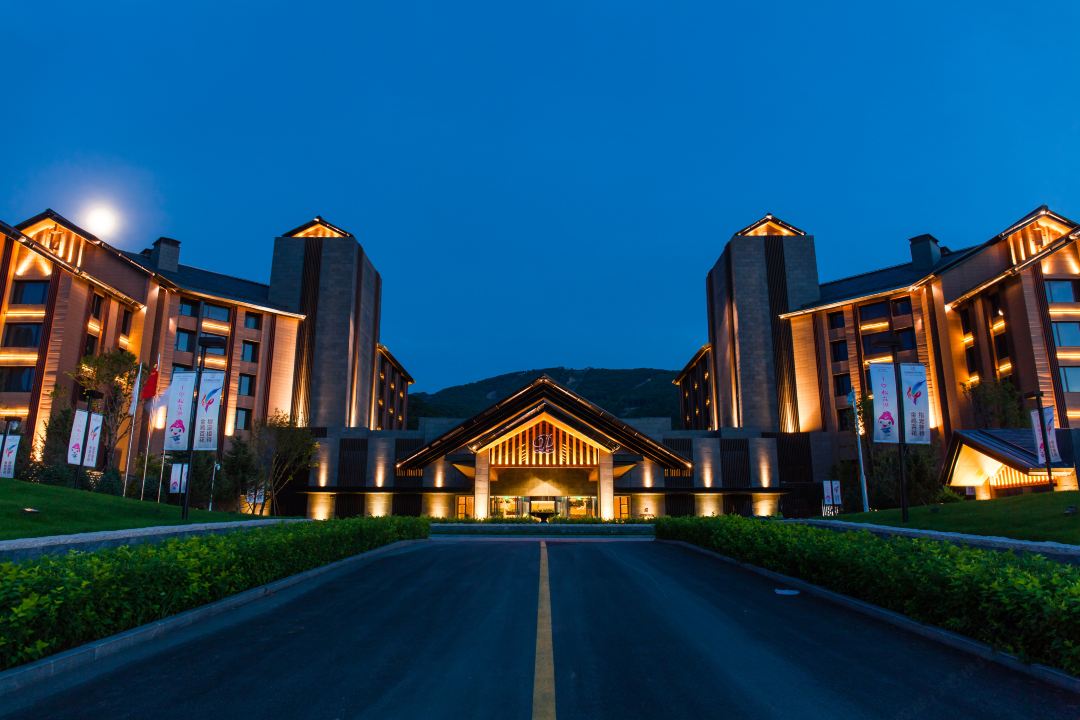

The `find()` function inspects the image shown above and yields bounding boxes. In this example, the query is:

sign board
[0,434,19,478]
[169,463,188,494]
[1032,406,1062,465]
[82,413,103,467]
[193,371,226,451]
[900,363,930,445]
[164,372,197,451]
[868,364,899,444]
[67,410,88,465]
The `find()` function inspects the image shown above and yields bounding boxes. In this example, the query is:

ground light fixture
[1023,390,1056,489]
[871,333,909,523]
[180,334,229,521]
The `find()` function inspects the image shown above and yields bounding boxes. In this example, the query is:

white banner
[901,363,930,445]
[82,413,103,467]
[67,409,88,465]
[193,370,226,451]
[830,480,842,506]
[164,371,197,451]
[0,434,19,478]
[1032,406,1062,465]
[169,463,188,494]
[869,363,900,444]
[822,481,834,505]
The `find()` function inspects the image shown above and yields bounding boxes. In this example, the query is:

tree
[962,378,1028,429]
[69,350,142,470]
[246,412,317,515]
[222,437,260,508]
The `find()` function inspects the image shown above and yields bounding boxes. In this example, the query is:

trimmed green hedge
[656,516,1080,676]
[0,516,428,671]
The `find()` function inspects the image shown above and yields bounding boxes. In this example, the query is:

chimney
[150,237,180,273]
[909,234,941,272]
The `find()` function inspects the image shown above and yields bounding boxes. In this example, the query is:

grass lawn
[0,479,258,541]
[840,490,1080,545]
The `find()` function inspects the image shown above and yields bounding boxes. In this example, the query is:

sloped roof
[813,245,979,307]
[281,216,354,238]
[121,250,288,310]
[735,213,806,237]
[397,375,692,471]
[948,428,1072,473]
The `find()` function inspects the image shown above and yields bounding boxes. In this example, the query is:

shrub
[655,516,1080,676]
[937,486,964,504]
[0,516,428,671]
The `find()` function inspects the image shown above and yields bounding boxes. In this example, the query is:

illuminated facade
[679,207,1080,500]
[0,210,410,505]
[303,375,783,520]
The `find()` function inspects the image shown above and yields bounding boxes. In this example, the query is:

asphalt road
[2,539,1076,720]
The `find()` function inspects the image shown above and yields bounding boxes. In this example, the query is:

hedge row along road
[655,515,1080,677]
[0,516,429,671]
[2,536,1076,719]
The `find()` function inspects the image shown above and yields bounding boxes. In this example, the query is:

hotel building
[4,202,1079,519]
[0,210,410,516]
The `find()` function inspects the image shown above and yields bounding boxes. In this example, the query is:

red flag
[140,367,159,401]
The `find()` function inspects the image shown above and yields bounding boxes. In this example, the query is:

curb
[791,518,1080,563]
[430,523,654,536]
[0,538,426,698]
[659,539,1080,695]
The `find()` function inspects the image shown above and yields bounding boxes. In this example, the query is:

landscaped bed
[839,491,1080,546]
[0,516,429,671]
[656,515,1080,677]
[0,479,256,541]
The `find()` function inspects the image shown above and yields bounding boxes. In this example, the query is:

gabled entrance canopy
[396,375,692,472]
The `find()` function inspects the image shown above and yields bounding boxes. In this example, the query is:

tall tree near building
[69,350,143,470]
[962,379,1028,429]
[246,412,317,515]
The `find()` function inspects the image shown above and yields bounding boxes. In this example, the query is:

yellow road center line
[532,541,557,720]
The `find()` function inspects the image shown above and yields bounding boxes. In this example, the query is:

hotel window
[0,366,35,392]
[1060,367,1080,392]
[244,312,262,330]
[1046,280,1079,304]
[2,323,42,348]
[827,311,845,330]
[10,280,48,305]
[836,408,853,432]
[89,294,104,320]
[235,407,252,431]
[891,297,912,316]
[241,341,259,363]
[965,346,979,375]
[172,363,192,373]
[858,302,889,323]
[200,333,228,356]
[959,307,972,334]
[993,332,1010,361]
[615,495,630,520]
[83,334,98,357]
[175,330,194,353]
[456,495,475,519]
[120,308,133,336]
[897,328,916,351]
[830,340,848,362]
[179,299,198,317]
[861,331,892,355]
[238,373,256,397]
[833,373,852,397]
[202,303,230,322]
[1053,322,1080,347]
[988,293,1003,319]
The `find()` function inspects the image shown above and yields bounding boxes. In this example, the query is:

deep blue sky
[3,2,1079,391]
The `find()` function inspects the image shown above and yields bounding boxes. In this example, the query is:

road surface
[1,538,1075,719]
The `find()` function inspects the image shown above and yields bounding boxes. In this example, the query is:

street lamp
[180,334,228,520]
[73,388,104,490]
[1024,390,1056,489]
[872,334,909,523]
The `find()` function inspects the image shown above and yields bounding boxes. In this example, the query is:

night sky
[3,1,1079,391]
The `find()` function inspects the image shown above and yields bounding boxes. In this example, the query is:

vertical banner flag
[0,434,19,478]
[901,363,930,445]
[169,463,188,494]
[67,410,89,465]
[868,363,899,444]
[822,481,834,506]
[1033,406,1063,465]
[128,364,142,417]
[82,413,104,467]
[164,371,197,451]
[830,480,842,506]
[193,370,226,451]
